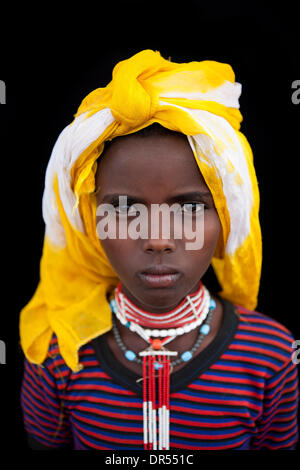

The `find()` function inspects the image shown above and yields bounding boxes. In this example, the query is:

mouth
[137,266,182,288]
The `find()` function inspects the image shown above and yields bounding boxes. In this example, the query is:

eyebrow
[168,191,212,203]
[101,191,212,204]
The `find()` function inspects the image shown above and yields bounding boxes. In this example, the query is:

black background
[0,1,299,456]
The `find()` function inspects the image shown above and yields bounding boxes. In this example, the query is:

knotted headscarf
[20,50,262,372]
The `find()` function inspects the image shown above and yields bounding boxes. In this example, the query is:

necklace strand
[111,306,214,366]
[109,283,216,366]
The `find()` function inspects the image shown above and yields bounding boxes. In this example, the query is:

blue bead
[181,351,193,362]
[125,350,136,361]
[110,299,117,313]
[200,324,210,335]
[209,298,216,310]
[154,362,163,370]
[125,321,131,328]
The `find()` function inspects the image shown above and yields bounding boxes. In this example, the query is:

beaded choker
[109,282,216,450]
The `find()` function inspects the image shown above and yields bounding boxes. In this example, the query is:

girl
[20,50,298,450]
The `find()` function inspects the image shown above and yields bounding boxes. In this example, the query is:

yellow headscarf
[20,50,262,372]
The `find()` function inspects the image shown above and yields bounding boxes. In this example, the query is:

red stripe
[235,333,292,351]
[75,404,143,420]
[188,383,263,399]
[210,364,267,377]
[199,373,263,387]
[172,394,261,411]
[171,427,247,440]
[72,370,112,379]
[238,322,291,340]
[170,417,255,429]
[221,353,281,370]
[68,383,136,395]
[229,344,288,362]
[171,404,256,417]
[68,394,142,407]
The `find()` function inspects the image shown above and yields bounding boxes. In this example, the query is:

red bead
[152,339,162,350]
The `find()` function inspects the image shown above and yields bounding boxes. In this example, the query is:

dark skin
[95,132,223,376]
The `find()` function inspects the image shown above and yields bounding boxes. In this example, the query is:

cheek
[181,210,221,255]
[99,237,137,278]
[203,210,222,252]
[180,211,221,279]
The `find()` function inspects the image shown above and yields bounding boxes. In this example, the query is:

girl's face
[96,132,221,313]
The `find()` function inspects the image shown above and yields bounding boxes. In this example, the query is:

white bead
[168,329,176,336]
[160,329,168,337]
[184,324,192,333]
[176,327,184,335]
[145,329,151,336]
[130,324,136,332]
[152,329,160,337]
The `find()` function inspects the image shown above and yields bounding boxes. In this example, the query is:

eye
[181,202,205,213]
[115,203,139,216]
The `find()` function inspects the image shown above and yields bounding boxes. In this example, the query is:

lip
[138,266,181,288]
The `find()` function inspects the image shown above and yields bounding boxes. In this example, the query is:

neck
[113,281,208,330]
[120,281,202,315]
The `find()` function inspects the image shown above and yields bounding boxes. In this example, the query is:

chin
[134,285,186,312]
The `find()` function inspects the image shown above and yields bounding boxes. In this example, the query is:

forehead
[96,133,209,196]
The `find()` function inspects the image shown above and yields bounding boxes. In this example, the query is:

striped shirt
[20,299,299,450]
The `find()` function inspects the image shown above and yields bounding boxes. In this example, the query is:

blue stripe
[175,390,262,406]
[224,349,283,365]
[70,378,129,390]
[171,433,250,448]
[73,410,142,428]
[75,401,142,416]
[76,430,142,450]
[171,425,250,436]
[67,390,141,403]
[236,329,291,345]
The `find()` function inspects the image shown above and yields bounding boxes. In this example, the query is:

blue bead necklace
[110,296,216,367]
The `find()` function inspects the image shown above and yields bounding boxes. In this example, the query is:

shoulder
[42,334,97,378]
[232,304,296,375]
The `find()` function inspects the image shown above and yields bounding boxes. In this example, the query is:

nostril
[145,246,173,254]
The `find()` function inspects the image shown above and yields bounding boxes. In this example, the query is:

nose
[143,237,176,254]
[141,203,177,253]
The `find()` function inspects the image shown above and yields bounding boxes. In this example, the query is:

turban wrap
[20,50,262,372]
